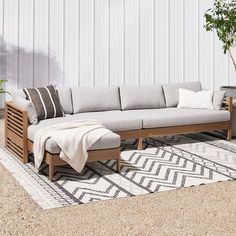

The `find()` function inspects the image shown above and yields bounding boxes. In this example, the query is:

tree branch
[229,49,236,72]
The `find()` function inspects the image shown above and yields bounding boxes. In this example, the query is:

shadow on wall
[0,36,63,107]
[0,37,6,108]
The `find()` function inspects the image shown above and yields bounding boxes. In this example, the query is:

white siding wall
[0,0,236,104]
[0,0,4,107]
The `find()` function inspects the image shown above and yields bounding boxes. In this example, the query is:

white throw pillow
[177,88,214,110]
[213,91,225,110]
[12,96,38,125]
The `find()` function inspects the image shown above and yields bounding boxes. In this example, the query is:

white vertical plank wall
[154,0,169,85]
[64,0,79,87]
[169,0,184,83]
[109,0,124,85]
[0,0,4,107]
[139,0,154,85]
[18,0,34,88]
[199,0,214,89]
[94,0,109,86]
[80,0,94,86]
[184,0,198,83]
[124,0,139,85]
[34,0,49,87]
[214,36,229,89]
[0,0,235,102]
[4,0,18,99]
[49,0,64,86]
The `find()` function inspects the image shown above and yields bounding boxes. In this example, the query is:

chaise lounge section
[5,81,233,180]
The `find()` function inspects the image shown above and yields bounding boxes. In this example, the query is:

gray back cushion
[163,81,202,107]
[56,87,73,114]
[119,85,166,110]
[12,89,26,99]
[12,96,38,125]
[13,88,73,115]
[71,86,121,113]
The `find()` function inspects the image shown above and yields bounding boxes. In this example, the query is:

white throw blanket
[33,120,111,172]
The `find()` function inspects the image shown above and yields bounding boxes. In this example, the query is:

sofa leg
[137,138,143,150]
[22,151,29,164]
[48,162,54,181]
[226,129,232,141]
[116,158,120,173]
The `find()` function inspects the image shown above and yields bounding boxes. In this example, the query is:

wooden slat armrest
[221,96,232,141]
[5,101,28,113]
[222,96,233,113]
[5,101,29,163]
[226,96,233,113]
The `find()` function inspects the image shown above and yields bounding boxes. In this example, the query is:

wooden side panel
[5,102,28,163]
[117,122,231,140]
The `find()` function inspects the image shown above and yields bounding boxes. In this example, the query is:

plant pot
[0,108,4,119]
[221,86,236,138]
[220,86,236,99]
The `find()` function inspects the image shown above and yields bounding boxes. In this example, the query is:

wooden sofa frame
[5,96,232,181]
[5,102,120,181]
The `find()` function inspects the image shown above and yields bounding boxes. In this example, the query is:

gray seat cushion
[123,108,230,128]
[28,111,142,142]
[163,81,202,107]
[119,85,165,110]
[71,86,121,113]
[45,132,120,154]
[71,111,142,131]
[28,114,122,154]
[27,111,142,153]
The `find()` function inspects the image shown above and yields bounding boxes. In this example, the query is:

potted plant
[204,0,236,97]
[0,79,10,119]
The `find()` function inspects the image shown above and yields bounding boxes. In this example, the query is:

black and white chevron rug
[1,133,236,209]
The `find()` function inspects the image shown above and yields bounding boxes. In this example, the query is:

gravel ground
[0,119,236,236]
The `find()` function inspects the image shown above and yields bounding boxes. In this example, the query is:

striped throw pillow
[23,85,64,121]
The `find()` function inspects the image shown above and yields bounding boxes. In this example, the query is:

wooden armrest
[222,96,233,113]
[5,101,28,113]
[5,101,29,163]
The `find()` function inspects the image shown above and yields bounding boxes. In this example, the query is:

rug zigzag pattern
[147,137,236,178]
[109,150,214,191]
[1,133,236,209]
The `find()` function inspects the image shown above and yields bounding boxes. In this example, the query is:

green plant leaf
[204,0,236,66]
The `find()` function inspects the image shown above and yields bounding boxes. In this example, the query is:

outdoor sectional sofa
[5,81,233,181]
